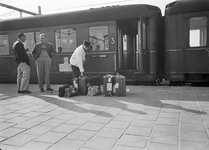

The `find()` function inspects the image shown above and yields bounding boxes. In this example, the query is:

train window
[89,26,109,51]
[24,32,40,53]
[55,29,77,53]
[189,17,207,47]
[0,35,9,55]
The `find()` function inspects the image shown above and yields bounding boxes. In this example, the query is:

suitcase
[115,74,126,96]
[103,74,114,96]
[87,76,102,86]
[78,76,88,95]
[64,85,78,97]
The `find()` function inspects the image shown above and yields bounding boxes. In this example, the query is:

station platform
[0,84,209,150]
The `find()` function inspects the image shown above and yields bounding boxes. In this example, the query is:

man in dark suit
[13,33,31,94]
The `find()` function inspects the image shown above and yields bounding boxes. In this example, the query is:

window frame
[24,32,40,54]
[88,25,109,52]
[0,34,10,56]
[189,16,207,48]
[54,28,77,53]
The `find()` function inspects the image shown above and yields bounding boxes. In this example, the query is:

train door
[117,17,148,73]
[118,20,136,70]
[136,16,148,74]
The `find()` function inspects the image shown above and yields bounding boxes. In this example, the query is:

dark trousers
[71,65,80,78]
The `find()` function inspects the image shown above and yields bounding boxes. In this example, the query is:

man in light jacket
[32,33,55,92]
[70,40,91,78]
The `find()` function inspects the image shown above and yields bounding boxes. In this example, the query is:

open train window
[89,26,109,51]
[55,28,77,53]
[24,32,40,54]
[189,17,207,47]
[0,35,9,55]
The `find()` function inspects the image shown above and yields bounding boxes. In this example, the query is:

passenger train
[0,0,209,85]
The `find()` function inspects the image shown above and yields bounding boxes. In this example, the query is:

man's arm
[17,43,30,66]
[31,45,38,61]
[76,48,85,73]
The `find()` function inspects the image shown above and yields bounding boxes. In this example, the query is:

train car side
[0,4,162,84]
[164,0,209,85]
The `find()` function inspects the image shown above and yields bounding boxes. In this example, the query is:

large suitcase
[115,74,126,96]
[78,76,88,95]
[103,74,114,96]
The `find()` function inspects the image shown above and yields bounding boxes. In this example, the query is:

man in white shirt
[70,40,91,78]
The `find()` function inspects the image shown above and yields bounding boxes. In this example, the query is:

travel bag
[114,74,126,96]
[103,74,114,96]
[64,85,78,97]
[87,85,101,96]
[58,84,70,97]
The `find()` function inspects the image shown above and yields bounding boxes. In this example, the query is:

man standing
[13,33,31,94]
[32,33,55,92]
[70,40,91,78]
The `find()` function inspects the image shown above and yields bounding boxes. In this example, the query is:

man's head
[40,33,47,43]
[83,40,91,51]
[18,33,26,42]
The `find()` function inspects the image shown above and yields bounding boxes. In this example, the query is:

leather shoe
[21,90,31,94]
[46,88,53,91]
[18,91,21,93]
[40,88,44,92]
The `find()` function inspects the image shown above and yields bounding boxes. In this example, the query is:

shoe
[21,90,31,94]
[40,88,44,92]
[18,90,21,93]
[46,88,53,91]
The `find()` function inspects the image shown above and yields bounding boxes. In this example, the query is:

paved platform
[0,84,209,150]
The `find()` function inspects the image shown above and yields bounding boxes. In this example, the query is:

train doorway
[117,17,148,73]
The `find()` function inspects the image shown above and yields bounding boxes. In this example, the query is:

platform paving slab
[0,84,209,150]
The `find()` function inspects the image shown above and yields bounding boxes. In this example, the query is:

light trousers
[36,57,52,89]
[17,62,30,91]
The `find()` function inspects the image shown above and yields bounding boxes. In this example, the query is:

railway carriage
[164,0,209,85]
[0,4,162,84]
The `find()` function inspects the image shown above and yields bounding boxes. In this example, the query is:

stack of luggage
[58,76,102,97]
[58,73,126,97]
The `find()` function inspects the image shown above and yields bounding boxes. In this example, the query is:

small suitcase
[78,76,88,95]
[115,74,126,96]
[103,74,114,96]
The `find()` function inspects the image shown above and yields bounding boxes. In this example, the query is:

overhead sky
[0,0,175,19]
